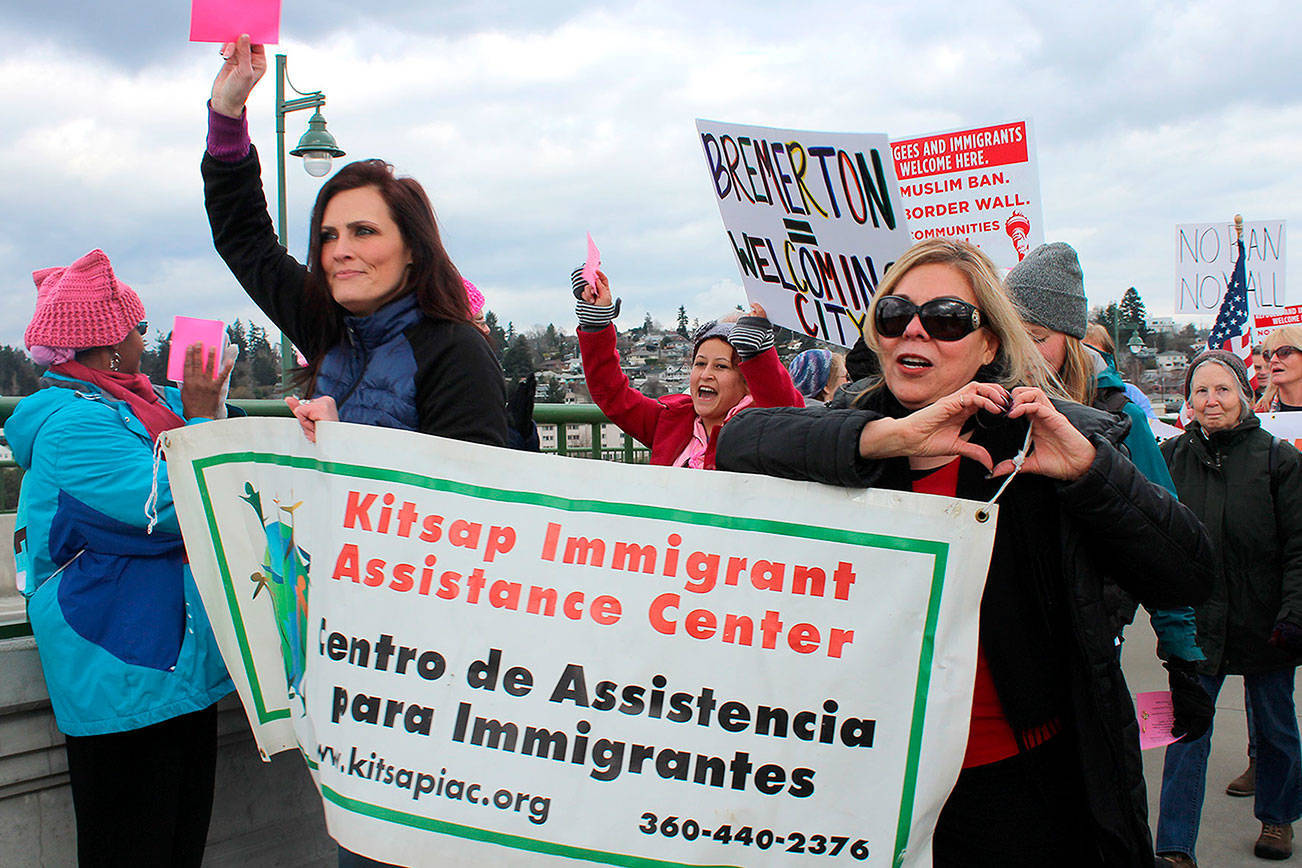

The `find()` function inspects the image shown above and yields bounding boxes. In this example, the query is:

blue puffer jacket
[9,374,234,736]
[203,146,507,443]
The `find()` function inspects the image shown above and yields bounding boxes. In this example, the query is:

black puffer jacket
[716,384,1213,866]
[1161,417,1302,675]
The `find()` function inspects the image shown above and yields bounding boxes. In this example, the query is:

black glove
[571,267,620,329]
[1270,620,1302,655]
[727,315,775,361]
[1164,657,1213,742]
[507,373,536,437]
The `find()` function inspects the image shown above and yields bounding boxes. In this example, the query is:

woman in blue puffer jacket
[11,249,237,865]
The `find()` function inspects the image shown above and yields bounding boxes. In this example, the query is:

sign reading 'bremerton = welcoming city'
[164,418,996,866]
[696,119,912,347]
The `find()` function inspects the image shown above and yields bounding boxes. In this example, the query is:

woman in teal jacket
[11,249,236,866]
[1006,242,1212,742]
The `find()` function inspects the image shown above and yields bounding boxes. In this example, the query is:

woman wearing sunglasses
[9,249,237,864]
[1257,326,1302,412]
[717,238,1212,866]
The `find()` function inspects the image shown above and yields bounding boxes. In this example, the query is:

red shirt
[911,459,1024,768]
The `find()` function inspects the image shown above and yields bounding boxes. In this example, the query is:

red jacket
[578,324,803,468]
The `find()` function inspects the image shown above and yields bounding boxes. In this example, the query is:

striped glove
[572,266,620,330]
[727,315,775,361]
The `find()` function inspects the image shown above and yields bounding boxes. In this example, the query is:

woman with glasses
[716,239,1212,866]
[571,267,802,469]
[9,249,237,865]
[1257,326,1302,412]
[1154,350,1302,865]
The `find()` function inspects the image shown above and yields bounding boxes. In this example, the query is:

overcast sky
[1,0,1299,350]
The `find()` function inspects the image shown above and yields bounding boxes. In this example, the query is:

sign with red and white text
[696,119,913,347]
[890,120,1043,271]
[1254,305,1302,342]
[163,418,996,866]
[1175,220,1288,314]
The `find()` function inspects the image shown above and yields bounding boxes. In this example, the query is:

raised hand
[211,34,267,119]
[180,343,235,420]
[285,394,339,444]
[857,381,1011,472]
[991,386,1096,480]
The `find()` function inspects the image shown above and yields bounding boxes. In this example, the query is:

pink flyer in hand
[190,0,281,44]
[167,316,227,383]
[1136,690,1180,750]
[582,233,601,290]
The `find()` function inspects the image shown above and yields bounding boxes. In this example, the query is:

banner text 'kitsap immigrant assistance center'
[164,418,996,866]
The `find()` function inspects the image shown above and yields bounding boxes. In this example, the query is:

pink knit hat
[463,278,485,317]
[24,249,146,350]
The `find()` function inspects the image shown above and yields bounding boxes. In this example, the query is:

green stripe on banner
[321,784,740,867]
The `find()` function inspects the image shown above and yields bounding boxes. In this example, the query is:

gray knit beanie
[1005,242,1088,339]
[1184,350,1253,402]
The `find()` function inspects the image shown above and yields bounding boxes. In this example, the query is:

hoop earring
[110,351,121,372]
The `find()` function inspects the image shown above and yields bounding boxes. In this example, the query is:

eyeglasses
[136,321,149,336]
[1264,346,1301,363]
[874,295,983,341]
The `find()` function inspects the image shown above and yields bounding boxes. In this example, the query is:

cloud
[0,1,1300,353]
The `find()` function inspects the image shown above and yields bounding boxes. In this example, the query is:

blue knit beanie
[789,349,833,399]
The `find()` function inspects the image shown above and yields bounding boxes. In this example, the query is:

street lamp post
[274,53,345,393]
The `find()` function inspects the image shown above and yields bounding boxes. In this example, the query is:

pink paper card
[582,233,601,290]
[190,0,281,44]
[1136,691,1180,750]
[167,316,227,382]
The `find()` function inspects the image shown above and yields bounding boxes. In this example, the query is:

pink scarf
[673,395,754,469]
[51,360,186,443]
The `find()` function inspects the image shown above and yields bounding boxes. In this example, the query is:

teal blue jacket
[10,374,234,736]
[1095,356,1204,661]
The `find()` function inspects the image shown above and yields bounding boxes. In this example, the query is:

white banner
[1261,412,1302,451]
[163,418,996,866]
[1254,305,1302,342]
[891,120,1043,271]
[696,120,913,348]
[1174,220,1288,314]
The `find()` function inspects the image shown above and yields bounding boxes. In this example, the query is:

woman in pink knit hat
[9,249,237,865]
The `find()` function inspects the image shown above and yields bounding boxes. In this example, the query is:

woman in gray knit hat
[1155,350,1302,864]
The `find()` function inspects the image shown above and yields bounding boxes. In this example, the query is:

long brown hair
[296,159,473,390]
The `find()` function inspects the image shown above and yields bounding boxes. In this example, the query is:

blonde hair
[1257,325,1302,410]
[1057,336,1098,405]
[1084,322,1114,355]
[854,239,1062,406]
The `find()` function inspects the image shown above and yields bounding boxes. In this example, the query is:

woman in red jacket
[573,269,803,468]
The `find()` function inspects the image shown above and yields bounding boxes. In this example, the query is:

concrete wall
[0,515,336,866]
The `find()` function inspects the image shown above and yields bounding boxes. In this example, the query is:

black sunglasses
[874,295,982,341]
[136,321,149,336]
[1264,346,1301,363]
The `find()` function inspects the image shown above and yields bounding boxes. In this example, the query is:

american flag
[1207,237,1257,391]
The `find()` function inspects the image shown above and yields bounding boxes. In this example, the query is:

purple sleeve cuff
[206,102,251,162]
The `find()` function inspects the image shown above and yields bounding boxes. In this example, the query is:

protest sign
[164,418,996,866]
[1175,220,1287,314]
[190,0,281,44]
[167,316,227,382]
[891,120,1043,271]
[1260,412,1302,452]
[696,120,912,347]
[1254,305,1302,342]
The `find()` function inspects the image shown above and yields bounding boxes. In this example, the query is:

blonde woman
[718,239,1212,866]
[1258,325,1302,412]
